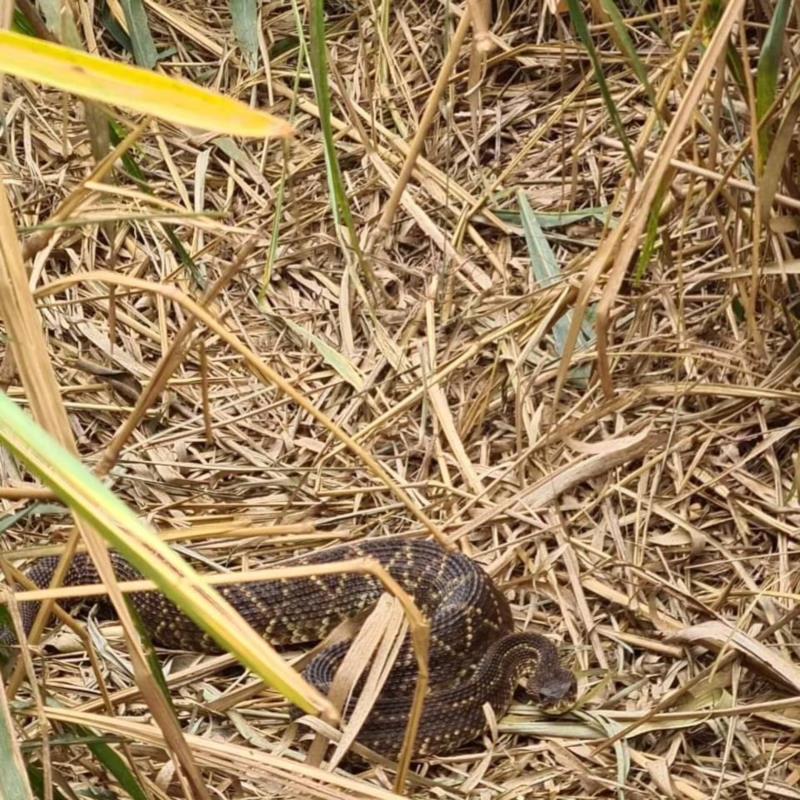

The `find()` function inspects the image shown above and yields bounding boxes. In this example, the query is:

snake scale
[5,538,576,757]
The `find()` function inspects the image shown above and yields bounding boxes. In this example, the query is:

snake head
[526,666,577,713]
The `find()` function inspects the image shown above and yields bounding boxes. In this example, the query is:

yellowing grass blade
[0,29,292,138]
[0,392,333,721]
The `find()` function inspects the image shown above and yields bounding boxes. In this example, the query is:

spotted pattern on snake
[4,538,576,758]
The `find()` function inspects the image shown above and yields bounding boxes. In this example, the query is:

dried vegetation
[2,0,800,798]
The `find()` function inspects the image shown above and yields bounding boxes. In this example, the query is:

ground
[1,0,799,798]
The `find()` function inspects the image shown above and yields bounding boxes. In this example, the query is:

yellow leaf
[0,29,292,138]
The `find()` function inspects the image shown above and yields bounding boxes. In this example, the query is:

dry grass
[2,0,800,798]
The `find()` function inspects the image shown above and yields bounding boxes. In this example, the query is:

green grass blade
[119,0,158,68]
[566,0,636,169]
[283,317,366,390]
[230,0,260,70]
[125,596,178,715]
[108,123,205,288]
[84,732,149,800]
[599,0,657,110]
[304,0,376,292]
[635,180,668,283]
[703,0,747,100]
[24,708,148,800]
[100,0,133,50]
[307,0,345,226]
[258,48,305,301]
[12,8,36,36]
[25,765,71,800]
[36,0,82,47]
[760,88,800,216]
[493,205,611,229]
[756,0,791,161]
[518,191,562,291]
[518,191,594,386]
[0,674,34,800]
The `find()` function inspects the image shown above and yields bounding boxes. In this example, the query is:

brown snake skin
[5,538,576,757]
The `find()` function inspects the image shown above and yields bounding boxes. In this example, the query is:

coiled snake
[4,538,576,757]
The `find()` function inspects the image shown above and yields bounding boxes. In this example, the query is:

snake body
[8,538,575,757]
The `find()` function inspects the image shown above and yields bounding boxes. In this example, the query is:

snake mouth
[539,696,576,715]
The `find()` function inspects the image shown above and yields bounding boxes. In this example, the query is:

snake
[3,538,576,758]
